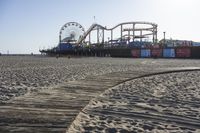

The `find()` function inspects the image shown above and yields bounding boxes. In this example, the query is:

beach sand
[68,71,200,133]
[1,56,200,132]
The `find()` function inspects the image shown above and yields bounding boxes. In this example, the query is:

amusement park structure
[58,21,157,46]
[40,21,200,58]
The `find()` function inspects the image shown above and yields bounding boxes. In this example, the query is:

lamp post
[163,31,166,46]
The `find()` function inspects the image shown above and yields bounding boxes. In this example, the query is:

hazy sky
[0,0,200,54]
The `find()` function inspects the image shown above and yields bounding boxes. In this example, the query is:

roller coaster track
[77,21,158,44]
[77,23,104,44]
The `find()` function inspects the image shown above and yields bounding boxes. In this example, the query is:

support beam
[153,28,155,43]
[102,29,104,44]
[155,26,158,43]
[111,30,113,45]
[121,25,123,41]
[89,33,91,44]
[152,26,158,43]
[97,28,99,44]
[59,34,61,43]
[132,23,135,42]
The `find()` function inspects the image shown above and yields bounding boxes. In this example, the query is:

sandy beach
[68,71,200,132]
[1,56,200,103]
[0,57,190,101]
[1,56,200,132]
[0,56,146,102]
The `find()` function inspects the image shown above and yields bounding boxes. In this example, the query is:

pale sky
[0,0,200,54]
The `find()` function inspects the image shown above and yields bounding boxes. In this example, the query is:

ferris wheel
[59,22,85,43]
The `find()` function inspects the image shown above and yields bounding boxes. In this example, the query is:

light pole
[163,31,166,46]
